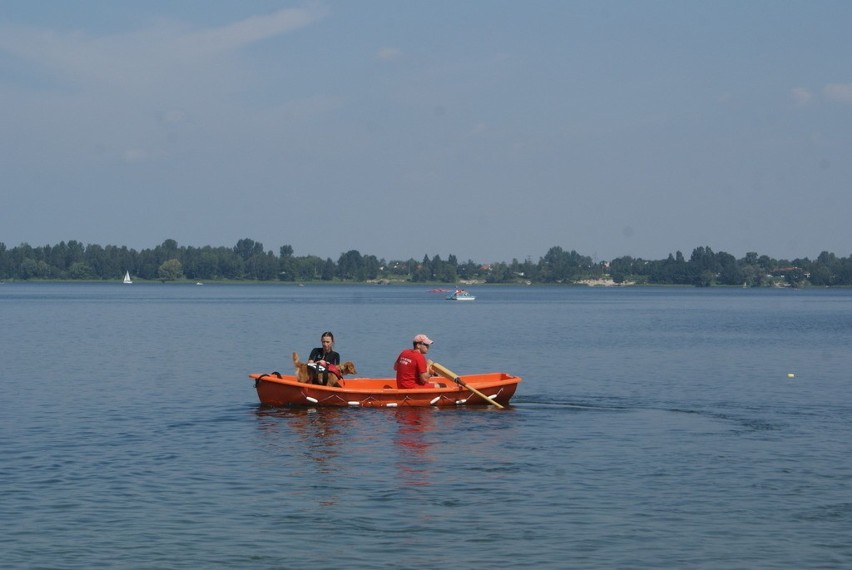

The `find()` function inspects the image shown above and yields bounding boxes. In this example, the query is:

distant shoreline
[3,240,850,287]
[3,279,848,289]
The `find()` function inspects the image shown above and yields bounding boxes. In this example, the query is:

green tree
[835,257,852,285]
[234,238,264,262]
[0,242,11,279]
[808,263,831,286]
[486,261,511,283]
[716,251,743,285]
[413,255,433,282]
[68,262,93,280]
[539,246,592,283]
[688,246,719,286]
[156,239,179,265]
[437,254,458,282]
[245,251,278,280]
[20,258,52,279]
[609,256,635,283]
[362,255,381,280]
[337,250,364,280]
[158,258,184,281]
[321,258,336,280]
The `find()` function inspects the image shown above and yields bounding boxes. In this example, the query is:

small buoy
[787,373,795,379]
[385,403,397,407]
[429,396,441,405]
[305,396,318,404]
[347,401,360,406]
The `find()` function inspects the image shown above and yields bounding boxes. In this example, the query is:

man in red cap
[394,334,435,389]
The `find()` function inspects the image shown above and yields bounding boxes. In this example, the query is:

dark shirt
[308,348,340,365]
[307,348,340,385]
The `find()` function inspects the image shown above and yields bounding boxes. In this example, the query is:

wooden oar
[430,362,505,409]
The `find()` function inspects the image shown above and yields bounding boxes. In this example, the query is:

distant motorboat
[447,289,475,301]
[123,271,133,284]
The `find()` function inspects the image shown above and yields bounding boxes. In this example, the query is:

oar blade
[430,362,505,409]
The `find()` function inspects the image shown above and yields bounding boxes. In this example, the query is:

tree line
[1,239,851,287]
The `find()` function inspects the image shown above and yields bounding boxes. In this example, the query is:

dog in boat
[292,352,357,387]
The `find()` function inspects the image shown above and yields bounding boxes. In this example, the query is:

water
[1,284,851,569]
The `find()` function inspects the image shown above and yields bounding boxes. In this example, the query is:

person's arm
[416,354,431,385]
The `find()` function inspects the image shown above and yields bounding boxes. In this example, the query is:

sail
[123,271,132,284]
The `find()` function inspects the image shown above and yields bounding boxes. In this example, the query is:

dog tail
[292,351,300,365]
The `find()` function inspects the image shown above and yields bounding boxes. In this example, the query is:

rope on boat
[284,381,505,408]
[254,371,282,388]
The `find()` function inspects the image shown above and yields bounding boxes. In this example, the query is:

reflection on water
[252,404,445,501]
[253,406,368,507]
[254,405,438,487]
[254,406,359,465]
[393,407,435,486]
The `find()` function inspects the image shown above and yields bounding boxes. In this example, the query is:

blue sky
[2,1,850,263]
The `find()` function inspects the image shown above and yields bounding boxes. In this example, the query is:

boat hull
[446,289,475,301]
[249,372,520,408]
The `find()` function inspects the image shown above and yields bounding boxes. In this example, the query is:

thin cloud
[161,109,189,125]
[823,83,852,104]
[0,7,331,171]
[377,47,403,62]
[123,148,149,163]
[467,123,488,137]
[0,7,328,88]
[171,7,328,59]
[791,87,812,105]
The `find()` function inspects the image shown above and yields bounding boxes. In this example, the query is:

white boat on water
[447,289,475,301]
[123,271,133,284]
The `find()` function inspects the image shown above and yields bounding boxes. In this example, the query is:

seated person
[307,331,340,385]
[394,334,438,389]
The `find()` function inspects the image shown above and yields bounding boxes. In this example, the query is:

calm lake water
[1,283,851,569]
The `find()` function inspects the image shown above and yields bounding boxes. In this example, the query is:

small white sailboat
[123,271,133,284]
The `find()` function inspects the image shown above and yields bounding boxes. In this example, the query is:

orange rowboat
[249,371,521,408]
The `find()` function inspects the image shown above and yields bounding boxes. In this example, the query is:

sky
[2,1,851,264]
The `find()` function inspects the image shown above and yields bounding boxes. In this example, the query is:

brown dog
[291,352,357,387]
